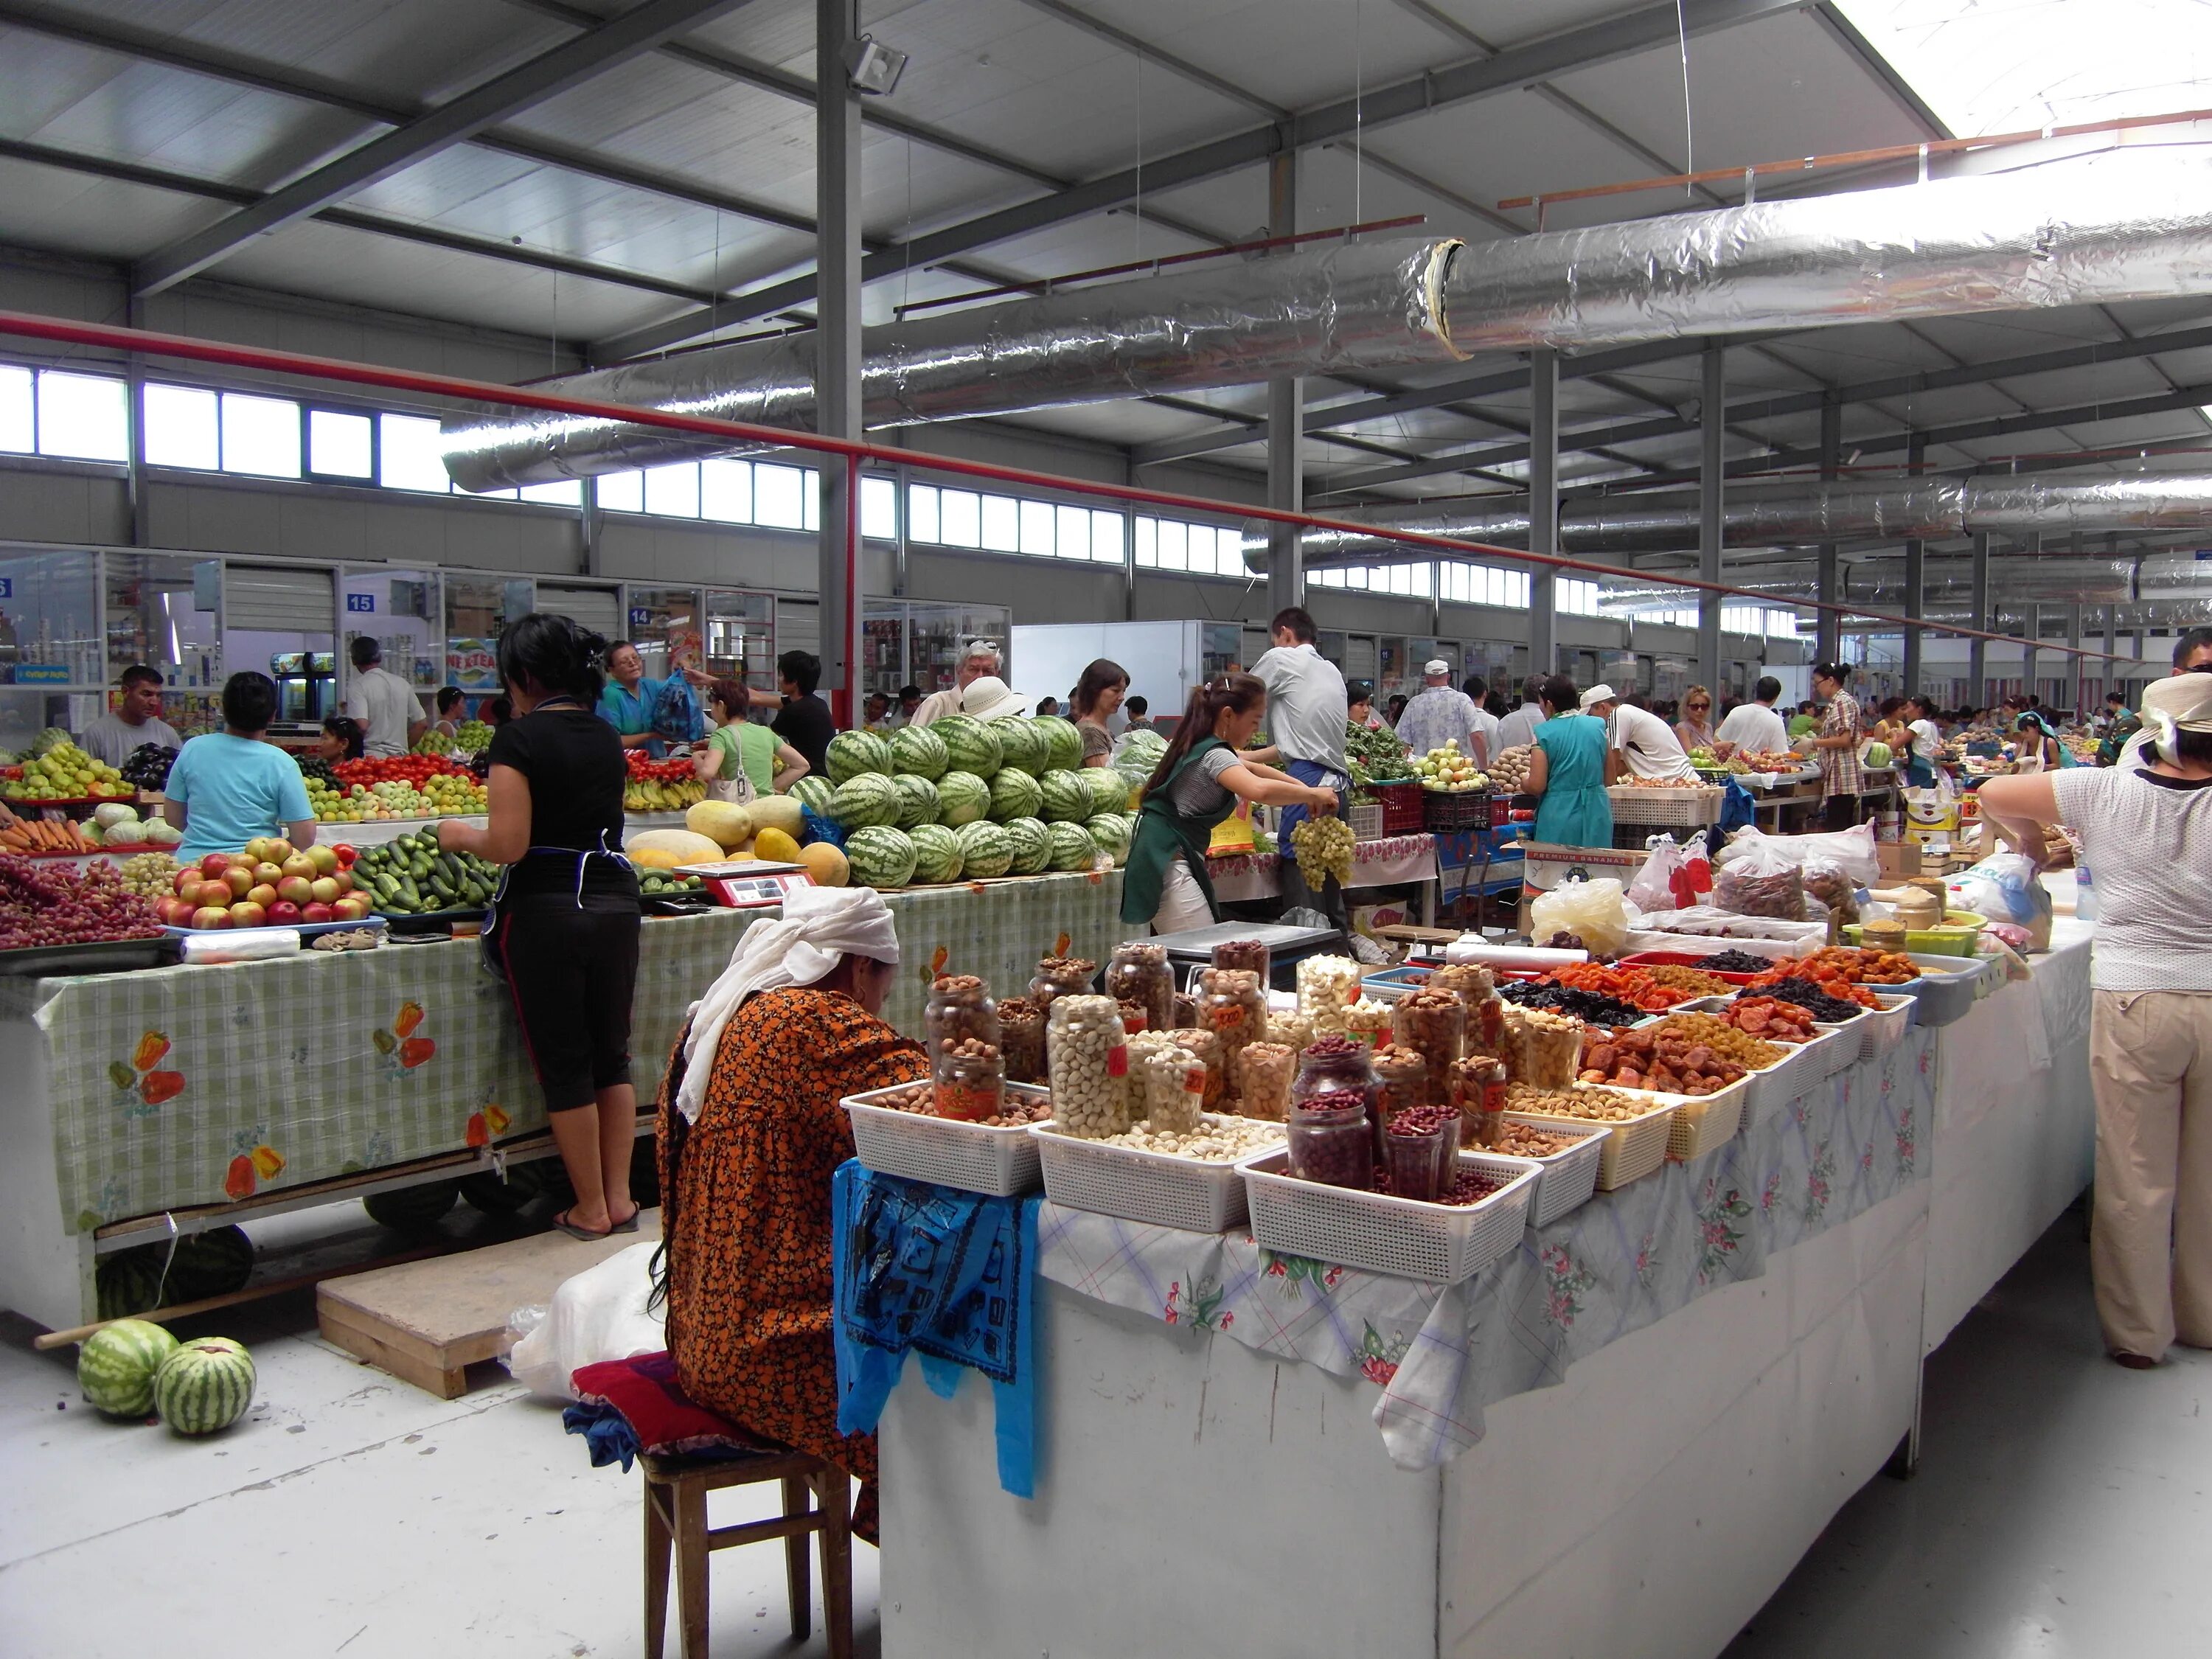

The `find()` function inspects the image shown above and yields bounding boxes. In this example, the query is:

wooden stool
[641,1448,853,1659]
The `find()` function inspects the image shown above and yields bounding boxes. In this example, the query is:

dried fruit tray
[1241,1147,1542,1284]
[1491,1119,1610,1228]
[1503,1091,1679,1190]
[843,1082,1050,1197]
[1031,1119,1286,1234]
[1857,992,1916,1058]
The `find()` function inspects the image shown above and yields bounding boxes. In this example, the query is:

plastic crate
[1492,1119,1610,1228]
[1241,1148,1542,1283]
[843,1084,1048,1196]
[1605,785,1724,827]
[1503,1092,1679,1190]
[1666,1085,1747,1161]
[1889,955,1986,1028]
[1373,779,1426,836]
[1030,1119,1284,1233]
[1857,992,1916,1057]
[1423,788,1492,832]
[1348,801,1385,841]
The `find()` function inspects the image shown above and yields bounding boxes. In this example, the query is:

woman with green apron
[1121,674,1343,933]
[1526,675,1613,849]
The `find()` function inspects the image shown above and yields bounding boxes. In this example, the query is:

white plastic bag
[1716,823,1879,885]
[503,1239,666,1399]
[1712,839,1806,919]
[1530,877,1630,956]
[1626,838,1688,913]
[1951,852,2053,950]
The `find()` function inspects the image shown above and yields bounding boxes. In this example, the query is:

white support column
[1968,532,1990,704]
[1527,348,1559,677]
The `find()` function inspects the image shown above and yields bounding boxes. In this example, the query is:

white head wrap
[675,884,901,1122]
[2121,672,2212,770]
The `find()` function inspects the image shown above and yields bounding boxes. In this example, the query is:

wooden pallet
[317,1210,660,1399]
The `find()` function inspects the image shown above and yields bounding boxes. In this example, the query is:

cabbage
[93,803,140,830]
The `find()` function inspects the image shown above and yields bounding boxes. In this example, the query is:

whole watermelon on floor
[78,1318,179,1417]
[931,714,1002,780]
[891,773,941,830]
[890,723,948,781]
[788,775,837,818]
[987,767,1043,824]
[936,770,992,827]
[831,771,902,830]
[824,729,893,786]
[1038,769,1091,823]
[1045,820,1097,872]
[1086,813,1133,866]
[1034,715,1084,773]
[990,717,1048,777]
[1083,766,1131,818]
[954,819,1014,878]
[844,824,918,889]
[1002,816,1051,875]
[155,1336,256,1436]
[164,1225,255,1303]
[364,1179,460,1231]
[907,823,964,884]
[96,1250,165,1320]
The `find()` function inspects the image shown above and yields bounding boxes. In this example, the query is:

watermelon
[155,1336,256,1436]
[1086,813,1133,866]
[1863,740,1893,768]
[96,1250,165,1320]
[844,825,919,889]
[990,717,1049,777]
[908,823,964,883]
[459,1161,552,1217]
[933,714,1002,780]
[824,728,893,786]
[1114,728,1168,791]
[164,1225,254,1303]
[78,1318,179,1416]
[891,773,941,830]
[363,1179,460,1231]
[890,724,949,781]
[987,767,1044,824]
[789,775,837,817]
[830,771,902,830]
[936,770,992,827]
[1039,768,1091,823]
[954,819,1014,878]
[1003,816,1051,875]
[1083,765,1131,818]
[1034,715,1084,773]
[1046,820,1097,872]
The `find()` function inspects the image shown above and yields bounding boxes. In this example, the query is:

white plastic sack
[1530,877,1630,956]
[1715,823,1879,885]
[503,1239,666,1400]
[1635,904,1831,945]
[1951,852,2053,950]
[1625,839,1688,913]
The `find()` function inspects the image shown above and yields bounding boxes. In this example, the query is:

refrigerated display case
[859,601,1012,700]
[271,652,337,723]
[341,566,442,690]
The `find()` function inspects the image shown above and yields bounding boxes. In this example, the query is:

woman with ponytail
[440,613,643,1241]
[1119,673,1340,933]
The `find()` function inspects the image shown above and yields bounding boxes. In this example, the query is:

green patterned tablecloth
[0,870,1124,1234]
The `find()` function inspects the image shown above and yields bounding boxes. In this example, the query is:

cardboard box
[1877,840,1924,877]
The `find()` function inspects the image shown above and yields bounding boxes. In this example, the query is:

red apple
[264,838,293,863]
[242,837,271,865]
[156,897,194,927]
[267,900,302,925]
[306,845,339,875]
[199,853,233,880]
[173,877,202,909]
[221,866,254,899]
[276,875,314,906]
[279,853,316,882]
[308,876,340,905]
[333,896,370,921]
[301,902,334,924]
[331,869,354,895]
[191,905,234,929]
[173,867,200,896]
[229,900,267,928]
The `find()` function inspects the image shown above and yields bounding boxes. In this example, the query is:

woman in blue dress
[1526,675,1613,848]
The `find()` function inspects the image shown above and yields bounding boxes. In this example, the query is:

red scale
[675,860,815,908]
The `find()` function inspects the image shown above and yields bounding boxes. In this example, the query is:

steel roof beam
[128,0,754,298]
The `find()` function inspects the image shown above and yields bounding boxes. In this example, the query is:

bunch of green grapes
[117,851,180,898]
[1291,815,1354,888]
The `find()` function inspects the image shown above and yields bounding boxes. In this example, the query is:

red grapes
[0,855,163,950]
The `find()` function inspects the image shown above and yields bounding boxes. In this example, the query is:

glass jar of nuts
[1029,956,1099,1015]
[1197,966,1267,1103]
[925,975,1004,1122]
[1391,990,1466,1104]
[1105,942,1174,1034]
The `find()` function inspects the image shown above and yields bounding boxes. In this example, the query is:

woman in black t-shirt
[439,613,643,1241]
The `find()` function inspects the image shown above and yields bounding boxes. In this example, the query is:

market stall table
[1204,833,1439,905]
[0,868,1124,1330]
[874,930,2093,1659]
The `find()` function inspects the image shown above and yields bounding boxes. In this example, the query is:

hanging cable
[1674,0,1697,200]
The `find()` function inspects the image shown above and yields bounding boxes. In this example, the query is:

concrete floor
[1,1206,2192,1659]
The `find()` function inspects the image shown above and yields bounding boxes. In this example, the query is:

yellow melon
[796,842,849,888]
[754,827,802,865]
[626,828,724,868]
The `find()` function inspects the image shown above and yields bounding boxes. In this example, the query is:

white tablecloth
[1205,833,1440,903]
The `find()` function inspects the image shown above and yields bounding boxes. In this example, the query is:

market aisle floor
[0,1287,880,1659]
[1728,1208,2211,1658]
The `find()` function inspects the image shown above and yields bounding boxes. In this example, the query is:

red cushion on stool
[571,1351,777,1460]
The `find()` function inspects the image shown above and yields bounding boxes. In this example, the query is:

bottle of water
[2076,862,2098,922]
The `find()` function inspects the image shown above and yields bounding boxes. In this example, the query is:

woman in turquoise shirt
[1526,675,1613,848]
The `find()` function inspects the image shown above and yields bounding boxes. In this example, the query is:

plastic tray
[1031,1117,1284,1233]
[843,1082,1049,1196]
[1666,1085,1747,1161]
[1503,1090,1680,1190]
[1858,992,1916,1057]
[0,934,181,978]
[1889,955,1986,1028]
[1241,1147,1542,1284]
[1489,1119,1610,1228]
[1604,785,1723,826]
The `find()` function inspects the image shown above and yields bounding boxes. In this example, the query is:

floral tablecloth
[1206,835,1440,903]
[1040,1024,1935,1471]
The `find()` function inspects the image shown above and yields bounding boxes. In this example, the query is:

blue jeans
[1275,759,1350,928]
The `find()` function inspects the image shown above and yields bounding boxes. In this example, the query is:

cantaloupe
[797,842,849,888]
[686,800,754,851]
[627,828,724,869]
[754,827,802,864]
[745,796,805,840]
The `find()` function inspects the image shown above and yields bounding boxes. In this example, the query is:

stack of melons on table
[624,795,850,889]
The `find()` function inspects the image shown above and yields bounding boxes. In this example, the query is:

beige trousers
[2088,989,2212,1358]
[1150,858,1215,935]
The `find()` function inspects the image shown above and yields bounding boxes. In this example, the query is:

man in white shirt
[1249,606,1349,927]
[1583,684,1698,782]
[1461,674,1502,765]
[1395,660,1484,765]
[1494,676,1548,754]
[78,664,184,768]
[909,640,1002,726]
[1712,675,1792,760]
[345,636,425,758]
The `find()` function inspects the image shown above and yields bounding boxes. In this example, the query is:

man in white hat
[956,675,1030,723]
[1394,658,1485,767]
[1581,683,1697,783]
[909,639,1004,727]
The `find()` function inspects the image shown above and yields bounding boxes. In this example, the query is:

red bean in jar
[1382,1104,1458,1203]
[1211,937,1272,984]
[1287,1088,1374,1189]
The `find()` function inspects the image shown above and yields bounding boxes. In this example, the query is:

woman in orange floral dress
[654,888,920,1540]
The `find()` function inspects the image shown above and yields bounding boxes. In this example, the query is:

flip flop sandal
[608,1208,642,1234]
[552,1208,612,1242]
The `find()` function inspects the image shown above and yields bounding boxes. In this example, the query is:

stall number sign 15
[0,578,12,598]
[347,593,375,613]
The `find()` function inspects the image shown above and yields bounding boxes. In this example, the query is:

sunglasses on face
[1687,702,1709,711]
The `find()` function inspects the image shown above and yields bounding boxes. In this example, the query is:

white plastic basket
[1241,1148,1542,1283]
[1491,1119,1610,1228]
[1666,1084,1746,1160]
[1605,784,1724,826]
[843,1083,1048,1196]
[1858,992,1915,1059]
[1502,1091,1679,1190]
[1030,1119,1284,1233]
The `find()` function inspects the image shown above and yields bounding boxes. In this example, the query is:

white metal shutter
[1344,635,1380,681]
[226,566,333,633]
[538,584,622,643]
[778,599,819,660]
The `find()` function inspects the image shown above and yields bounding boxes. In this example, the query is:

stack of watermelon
[77,1318,257,1437]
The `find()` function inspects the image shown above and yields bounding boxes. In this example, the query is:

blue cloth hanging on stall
[830,1161,1040,1499]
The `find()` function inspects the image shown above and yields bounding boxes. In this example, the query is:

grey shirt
[1495,700,1545,755]
[2051,766,2212,992]
[1251,643,1347,783]
[79,712,182,768]
[1164,745,1242,818]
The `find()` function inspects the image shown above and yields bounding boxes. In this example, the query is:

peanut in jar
[1391,990,1466,1105]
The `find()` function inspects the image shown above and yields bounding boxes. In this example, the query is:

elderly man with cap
[1394,658,1486,767]
[1980,674,2212,1372]
[1581,683,1698,784]
[957,674,1031,723]
[910,639,1006,727]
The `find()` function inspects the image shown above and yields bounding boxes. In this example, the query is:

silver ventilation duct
[1252,475,2212,570]
[2134,552,2212,600]
[443,147,2212,492]
[440,239,1462,492]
